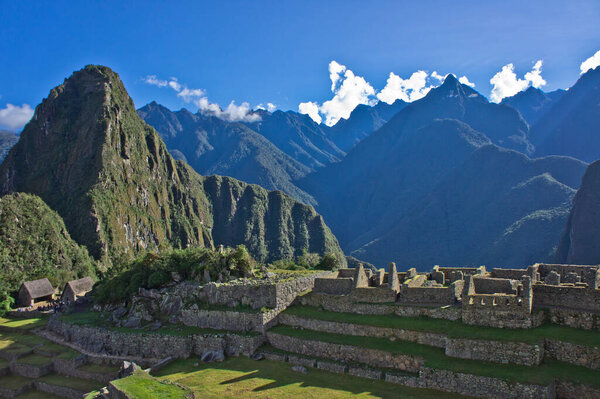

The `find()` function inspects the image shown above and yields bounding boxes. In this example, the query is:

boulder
[201,349,225,363]
[291,365,307,373]
[112,307,127,319]
[122,316,142,328]
[118,361,141,378]
[251,353,265,361]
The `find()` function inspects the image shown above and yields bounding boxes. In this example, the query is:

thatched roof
[64,277,94,295]
[21,278,54,299]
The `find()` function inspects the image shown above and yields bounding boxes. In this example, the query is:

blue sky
[1,0,599,129]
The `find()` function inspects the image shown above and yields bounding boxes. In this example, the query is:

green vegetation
[270,325,600,387]
[16,390,64,399]
[269,250,340,271]
[0,316,48,330]
[0,65,345,276]
[94,245,255,303]
[0,374,32,390]
[0,193,95,310]
[111,369,192,399]
[78,363,120,374]
[285,305,600,346]
[16,354,52,366]
[154,356,468,399]
[38,373,103,392]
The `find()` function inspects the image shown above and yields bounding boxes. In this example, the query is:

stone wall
[300,293,396,315]
[491,269,529,280]
[533,284,600,313]
[555,381,600,399]
[278,313,542,366]
[537,264,598,286]
[350,287,397,303]
[48,318,264,359]
[180,307,277,333]
[544,339,600,370]
[313,278,353,295]
[473,277,517,295]
[547,308,600,331]
[266,332,423,372]
[398,284,460,306]
[395,304,462,321]
[34,381,87,399]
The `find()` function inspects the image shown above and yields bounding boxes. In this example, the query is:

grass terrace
[16,390,64,399]
[269,325,600,388]
[38,373,104,392]
[16,354,53,366]
[78,362,120,374]
[110,369,192,399]
[0,316,48,331]
[284,305,600,346]
[153,356,469,399]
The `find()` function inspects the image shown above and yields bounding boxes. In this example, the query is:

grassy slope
[111,369,190,399]
[154,356,469,399]
[269,325,600,387]
[285,305,600,346]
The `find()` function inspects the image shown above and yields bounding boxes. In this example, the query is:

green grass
[153,356,469,399]
[35,341,73,355]
[16,389,64,399]
[285,305,600,346]
[78,362,120,374]
[16,354,52,366]
[270,325,600,388]
[0,357,8,368]
[60,311,259,337]
[0,374,33,390]
[0,317,48,330]
[111,369,191,399]
[38,373,104,392]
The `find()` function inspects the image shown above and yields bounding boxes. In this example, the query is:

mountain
[0,65,345,269]
[501,87,566,126]
[245,110,345,169]
[556,160,600,264]
[301,75,583,268]
[531,66,600,162]
[327,100,408,151]
[352,144,586,268]
[137,102,315,205]
[0,193,95,293]
[0,130,18,163]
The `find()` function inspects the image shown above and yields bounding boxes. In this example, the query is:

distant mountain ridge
[531,66,600,162]
[0,65,345,269]
[501,86,566,126]
[0,130,18,163]
[301,74,586,268]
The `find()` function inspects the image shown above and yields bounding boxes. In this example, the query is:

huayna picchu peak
[0,65,345,269]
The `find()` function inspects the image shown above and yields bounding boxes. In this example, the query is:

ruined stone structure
[311,263,600,329]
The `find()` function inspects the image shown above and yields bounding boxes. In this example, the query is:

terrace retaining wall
[544,339,600,370]
[266,332,423,372]
[48,318,264,359]
[278,313,542,366]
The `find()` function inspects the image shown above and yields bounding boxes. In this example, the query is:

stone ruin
[312,262,600,328]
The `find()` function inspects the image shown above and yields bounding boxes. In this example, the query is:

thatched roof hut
[18,278,55,307]
[61,277,94,304]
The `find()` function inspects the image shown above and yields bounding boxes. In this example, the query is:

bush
[317,253,339,270]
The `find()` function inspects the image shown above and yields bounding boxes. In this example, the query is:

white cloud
[255,102,277,112]
[524,60,546,89]
[377,70,433,104]
[298,101,322,124]
[431,71,446,83]
[143,75,259,122]
[489,60,546,102]
[0,103,34,131]
[458,76,475,88]
[319,62,376,126]
[580,49,600,74]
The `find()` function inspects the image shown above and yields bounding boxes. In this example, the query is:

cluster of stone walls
[48,318,264,359]
[473,278,518,295]
[266,332,423,372]
[491,269,529,280]
[533,284,600,313]
[278,313,543,366]
[537,264,598,285]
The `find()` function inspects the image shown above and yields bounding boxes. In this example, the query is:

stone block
[348,366,382,380]
[316,360,347,373]
[544,270,561,285]
[287,354,316,368]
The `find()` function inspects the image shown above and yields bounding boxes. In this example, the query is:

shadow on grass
[155,357,469,399]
